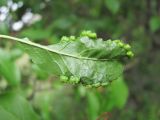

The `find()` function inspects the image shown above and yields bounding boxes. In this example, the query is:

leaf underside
[0,31,133,87]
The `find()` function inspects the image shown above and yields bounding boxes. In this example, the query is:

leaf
[149,16,160,32]
[103,77,129,111]
[0,31,133,87]
[0,92,39,120]
[0,49,21,86]
[105,0,120,14]
[87,92,100,120]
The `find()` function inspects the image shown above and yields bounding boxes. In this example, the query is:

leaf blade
[0,32,133,87]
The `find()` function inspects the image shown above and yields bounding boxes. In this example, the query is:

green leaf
[105,0,120,14]
[104,77,128,111]
[0,92,39,120]
[0,31,133,87]
[87,92,99,120]
[149,16,160,32]
[0,49,21,86]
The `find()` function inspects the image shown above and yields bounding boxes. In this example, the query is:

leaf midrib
[0,35,111,61]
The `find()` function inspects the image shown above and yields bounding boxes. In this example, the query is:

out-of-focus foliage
[0,91,39,120]
[149,16,160,32]
[105,0,120,14]
[0,49,21,86]
[101,77,128,111]
[0,0,160,120]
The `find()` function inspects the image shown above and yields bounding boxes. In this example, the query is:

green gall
[80,31,88,36]
[124,44,131,50]
[118,42,124,47]
[127,51,134,57]
[93,83,100,87]
[85,85,92,88]
[101,82,108,86]
[61,36,69,42]
[114,40,121,44]
[81,30,97,39]
[70,36,76,41]
[70,76,80,83]
[89,33,97,39]
[60,75,68,82]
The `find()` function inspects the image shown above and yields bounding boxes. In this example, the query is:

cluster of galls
[85,82,109,88]
[80,30,97,39]
[60,75,109,88]
[60,31,134,58]
[113,40,134,58]
[61,35,76,42]
[60,75,80,84]
[60,30,97,42]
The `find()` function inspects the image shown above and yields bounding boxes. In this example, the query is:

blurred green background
[0,0,160,120]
